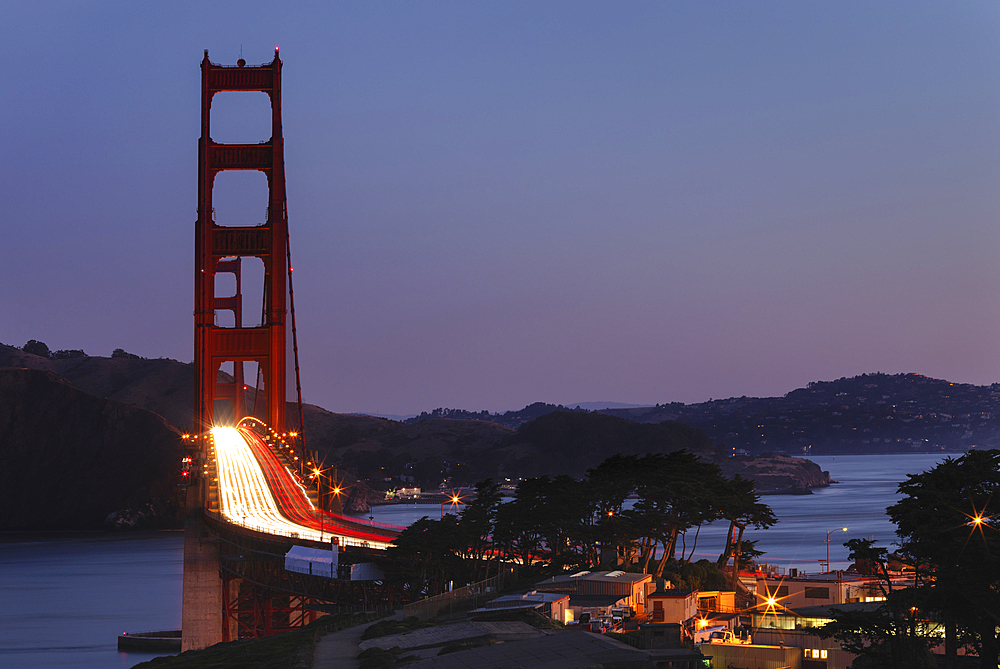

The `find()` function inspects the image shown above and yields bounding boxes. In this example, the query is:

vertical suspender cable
[285,202,307,470]
[251,287,267,419]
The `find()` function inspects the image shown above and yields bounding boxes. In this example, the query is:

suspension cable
[285,202,307,471]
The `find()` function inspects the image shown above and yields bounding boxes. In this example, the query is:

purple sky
[4,2,1000,415]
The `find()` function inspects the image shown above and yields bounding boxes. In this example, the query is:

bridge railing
[326,512,406,532]
[205,510,393,551]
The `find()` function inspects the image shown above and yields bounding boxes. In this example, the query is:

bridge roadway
[210,426,400,551]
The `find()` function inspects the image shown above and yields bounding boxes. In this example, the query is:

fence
[402,566,518,621]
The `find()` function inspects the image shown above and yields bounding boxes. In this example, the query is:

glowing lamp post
[441,494,462,519]
[824,527,848,572]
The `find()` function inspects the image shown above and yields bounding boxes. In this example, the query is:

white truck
[695,627,752,645]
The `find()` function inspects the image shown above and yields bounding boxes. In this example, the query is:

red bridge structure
[181,50,401,651]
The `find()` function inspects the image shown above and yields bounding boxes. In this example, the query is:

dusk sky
[4,2,1000,416]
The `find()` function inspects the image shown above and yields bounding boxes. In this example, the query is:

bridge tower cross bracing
[194,48,287,438]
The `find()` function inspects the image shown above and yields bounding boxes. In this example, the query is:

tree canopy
[384,451,774,601]
[814,450,1000,669]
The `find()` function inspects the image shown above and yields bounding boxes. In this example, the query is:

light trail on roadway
[211,427,395,550]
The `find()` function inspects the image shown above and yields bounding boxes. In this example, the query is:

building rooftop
[567,594,628,608]
[537,570,651,588]
[477,591,569,612]
[789,601,885,617]
[649,588,696,598]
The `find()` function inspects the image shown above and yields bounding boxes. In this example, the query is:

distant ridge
[351,412,415,422]
[400,373,999,454]
[565,401,649,410]
[597,372,1000,455]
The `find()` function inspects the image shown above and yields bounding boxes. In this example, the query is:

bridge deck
[211,427,399,550]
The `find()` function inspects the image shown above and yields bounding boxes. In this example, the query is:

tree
[587,454,642,567]
[458,479,503,580]
[587,454,639,516]
[52,349,86,359]
[715,474,776,585]
[625,451,726,577]
[22,340,51,358]
[386,515,467,599]
[812,538,938,669]
[494,477,548,569]
[888,450,1000,668]
[814,451,1000,669]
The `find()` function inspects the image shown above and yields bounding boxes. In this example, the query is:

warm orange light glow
[451,495,460,504]
[608,511,614,517]
[698,618,708,628]
[333,487,341,495]
[766,597,776,607]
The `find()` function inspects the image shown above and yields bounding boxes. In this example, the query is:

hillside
[315,410,829,494]
[0,343,391,448]
[600,372,1000,455]
[0,368,183,530]
[403,373,1000,456]
[0,344,195,431]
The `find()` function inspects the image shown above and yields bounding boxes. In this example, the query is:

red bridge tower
[194,49,287,434]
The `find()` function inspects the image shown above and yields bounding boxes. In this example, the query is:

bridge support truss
[214,522,397,642]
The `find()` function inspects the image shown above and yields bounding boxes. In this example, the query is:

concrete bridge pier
[181,485,224,651]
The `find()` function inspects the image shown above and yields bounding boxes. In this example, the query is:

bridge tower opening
[194,48,287,436]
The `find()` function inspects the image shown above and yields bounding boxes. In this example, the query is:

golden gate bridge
[181,50,401,650]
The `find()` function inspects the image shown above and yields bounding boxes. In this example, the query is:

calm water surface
[0,532,182,669]
[0,452,956,668]
[354,452,953,572]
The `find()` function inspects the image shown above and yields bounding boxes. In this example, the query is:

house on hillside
[756,570,908,610]
[535,570,652,617]
[647,587,697,624]
[471,590,570,623]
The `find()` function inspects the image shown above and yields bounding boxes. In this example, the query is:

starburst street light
[958,496,996,554]
[441,491,464,518]
[757,579,795,630]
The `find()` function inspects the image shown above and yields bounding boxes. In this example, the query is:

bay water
[0,452,953,667]
[355,453,951,572]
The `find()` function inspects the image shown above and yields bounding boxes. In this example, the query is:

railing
[605,631,641,648]
[697,604,740,614]
[328,512,406,532]
[204,509,390,551]
[402,567,518,621]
